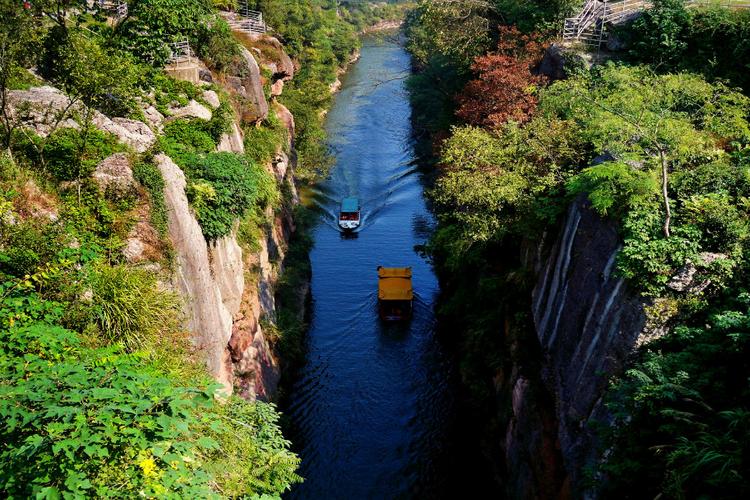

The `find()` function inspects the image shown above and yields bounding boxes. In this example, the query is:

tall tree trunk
[659,148,671,238]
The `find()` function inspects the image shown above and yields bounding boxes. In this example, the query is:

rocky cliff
[7,33,303,400]
[495,196,652,498]
[160,34,302,399]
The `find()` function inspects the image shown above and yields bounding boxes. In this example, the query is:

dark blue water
[284,37,460,498]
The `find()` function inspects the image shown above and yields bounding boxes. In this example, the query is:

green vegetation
[602,293,750,498]
[0,288,300,498]
[182,152,278,240]
[618,0,750,92]
[244,0,409,179]
[406,0,750,496]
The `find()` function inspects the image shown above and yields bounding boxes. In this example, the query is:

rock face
[8,86,156,152]
[92,153,136,197]
[530,197,647,494]
[157,153,235,393]
[225,48,269,123]
[499,197,652,498]
[156,117,299,398]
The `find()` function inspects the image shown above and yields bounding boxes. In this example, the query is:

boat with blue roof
[338,197,361,231]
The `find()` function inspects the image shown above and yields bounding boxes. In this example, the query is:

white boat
[338,197,361,231]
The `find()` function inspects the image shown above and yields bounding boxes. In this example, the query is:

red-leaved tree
[456,26,548,129]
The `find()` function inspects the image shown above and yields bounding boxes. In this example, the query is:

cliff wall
[7,33,303,400]
[499,197,650,498]
[161,35,302,399]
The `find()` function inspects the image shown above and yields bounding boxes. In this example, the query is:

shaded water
[284,37,461,498]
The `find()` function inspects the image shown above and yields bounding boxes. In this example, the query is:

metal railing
[96,0,128,21]
[561,0,750,48]
[227,1,269,34]
[167,40,195,67]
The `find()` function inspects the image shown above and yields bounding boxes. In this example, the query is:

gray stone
[92,153,136,196]
[168,99,212,121]
[202,90,221,109]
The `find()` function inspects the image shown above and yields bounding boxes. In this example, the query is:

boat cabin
[377,266,413,321]
[339,197,361,231]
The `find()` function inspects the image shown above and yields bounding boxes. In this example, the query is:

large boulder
[92,153,136,198]
[92,116,156,153]
[142,105,165,133]
[224,48,269,124]
[260,36,295,81]
[538,43,588,82]
[7,86,79,135]
[202,90,221,109]
[168,99,212,121]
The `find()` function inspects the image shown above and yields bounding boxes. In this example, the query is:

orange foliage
[456,26,548,129]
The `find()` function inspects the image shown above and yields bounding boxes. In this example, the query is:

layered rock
[529,198,647,495]
[497,197,659,498]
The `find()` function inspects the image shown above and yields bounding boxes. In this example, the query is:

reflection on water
[283,37,462,499]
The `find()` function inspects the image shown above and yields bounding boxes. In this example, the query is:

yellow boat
[377,266,413,321]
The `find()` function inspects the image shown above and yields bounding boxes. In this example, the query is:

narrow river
[284,37,461,498]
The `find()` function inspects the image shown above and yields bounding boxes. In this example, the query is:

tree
[32,0,88,30]
[116,0,215,65]
[542,65,750,237]
[456,26,547,129]
[15,31,138,186]
[406,0,495,71]
[0,1,40,150]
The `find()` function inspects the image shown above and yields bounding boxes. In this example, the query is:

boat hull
[338,219,360,231]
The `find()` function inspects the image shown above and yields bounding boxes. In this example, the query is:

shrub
[627,0,691,67]
[159,120,217,164]
[456,26,548,129]
[0,194,65,278]
[88,264,181,350]
[0,284,302,497]
[202,398,302,496]
[0,220,63,278]
[195,18,242,72]
[0,312,218,498]
[622,2,750,92]
[181,152,278,240]
[116,0,215,65]
[617,205,702,296]
[46,128,125,181]
[681,193,749,254]
[244,111,288,166]
[150,71,202,114]
[567,161,660,217]
[132,159,169,237]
